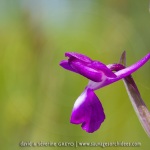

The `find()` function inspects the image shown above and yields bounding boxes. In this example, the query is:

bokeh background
[0,0,150,149]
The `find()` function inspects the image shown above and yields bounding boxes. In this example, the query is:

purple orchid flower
[60,52,150,133]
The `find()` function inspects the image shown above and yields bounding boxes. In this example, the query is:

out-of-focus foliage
[0,0,150,149]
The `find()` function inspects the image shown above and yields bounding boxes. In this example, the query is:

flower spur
[60,51,150,133]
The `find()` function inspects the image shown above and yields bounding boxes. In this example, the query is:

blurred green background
[0,0,150,149]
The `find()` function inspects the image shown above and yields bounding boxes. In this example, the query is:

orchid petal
[59,60,78,73]
[66,52,117,78]
[69,58,104,82]
[61,52,117,82]
[70,88,105,133]
[60,55,103,82]
[65,52,92,63]
[90,61,117,78]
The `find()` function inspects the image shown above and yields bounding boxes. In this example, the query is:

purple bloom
[60,52,150,133]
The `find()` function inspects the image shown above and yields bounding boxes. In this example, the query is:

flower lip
[70,88,105,133]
